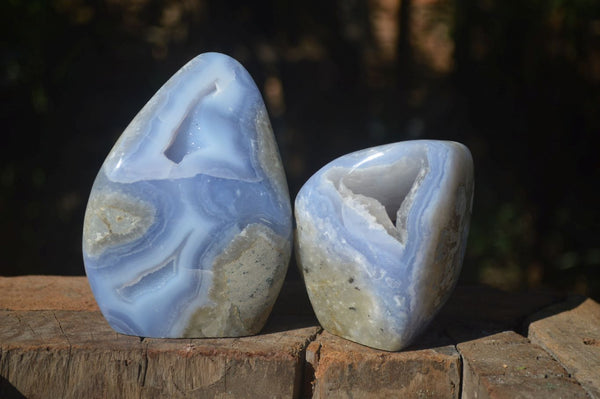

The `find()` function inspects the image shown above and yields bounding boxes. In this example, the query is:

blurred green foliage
[1,0,598,298]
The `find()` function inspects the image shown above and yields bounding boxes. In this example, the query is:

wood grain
[528,296,600,398]
[1,276,598,398]
[458,330,589,399]
[0,277,320,398]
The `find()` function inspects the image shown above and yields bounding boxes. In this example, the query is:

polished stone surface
[82,53,292,338]
[295,140,474,351]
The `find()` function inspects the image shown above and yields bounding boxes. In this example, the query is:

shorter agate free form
[295,140,474,351]
[82,53,292,338]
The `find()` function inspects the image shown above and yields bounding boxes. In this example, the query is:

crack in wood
[14,313,39,340]
[138,341,148,388]
[53,312,72,399]
[455,345,464,399]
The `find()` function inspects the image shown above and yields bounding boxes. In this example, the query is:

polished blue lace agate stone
[82,53,292,338]
[295,140,474,351]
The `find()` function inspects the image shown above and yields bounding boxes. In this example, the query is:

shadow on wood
[0,376,26,399]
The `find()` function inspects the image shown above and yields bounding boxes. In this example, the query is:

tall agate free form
[295,140,474,351]
[82,53,292,338]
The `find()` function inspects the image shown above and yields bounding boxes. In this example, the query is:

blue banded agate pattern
[295,140,474,351]
[82,53,292,338]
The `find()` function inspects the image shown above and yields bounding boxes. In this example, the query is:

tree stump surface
[527,296,600,398]
[0,276,598,398]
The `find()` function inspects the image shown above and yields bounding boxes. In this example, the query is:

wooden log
[303,285,562,399]
[527,296,600,398]
[2,276,598,398]
[304,329,461,398]
[0,276,320,399]
[457,330,589,399]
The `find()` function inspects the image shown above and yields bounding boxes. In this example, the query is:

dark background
[2,0,599,299]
